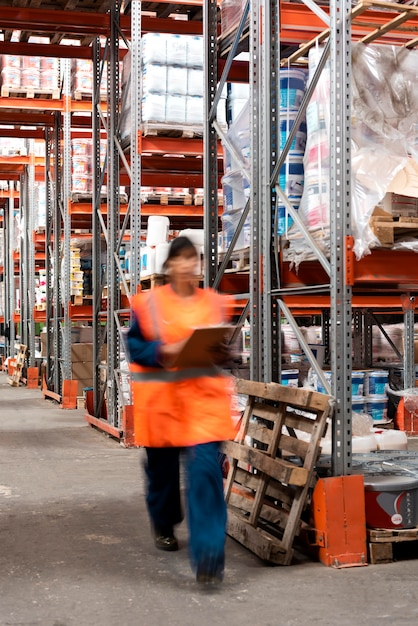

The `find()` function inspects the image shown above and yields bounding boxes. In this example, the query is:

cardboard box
[71,343,107,363]
[72,360,93,380]
[75,378,93,396]
[71,343,94,363]
[40,331,47,357]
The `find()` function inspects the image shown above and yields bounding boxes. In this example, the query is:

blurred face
[167,248,198,282]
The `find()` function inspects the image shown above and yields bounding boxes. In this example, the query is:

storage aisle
[1,371,418,625]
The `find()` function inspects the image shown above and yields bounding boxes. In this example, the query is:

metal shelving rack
[205,0,418,477]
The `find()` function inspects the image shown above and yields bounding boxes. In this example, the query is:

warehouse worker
[127,235,236,585]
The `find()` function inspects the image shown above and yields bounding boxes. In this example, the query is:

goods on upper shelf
[0,54,60,97]
[120,33,227,141]
[221,67,309,251]
[282,42,418,267]
[219,0,248,36]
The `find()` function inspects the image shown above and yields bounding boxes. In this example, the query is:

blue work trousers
[145,442,226,576]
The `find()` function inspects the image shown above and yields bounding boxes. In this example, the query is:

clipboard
[169,325,236,368]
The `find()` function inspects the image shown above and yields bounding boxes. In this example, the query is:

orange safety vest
[129,284,236,447]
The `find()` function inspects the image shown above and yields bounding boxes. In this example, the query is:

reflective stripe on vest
[130,365,221,383]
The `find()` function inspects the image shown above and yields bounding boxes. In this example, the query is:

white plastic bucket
[281,369,299,388]
[365,395,388,423]
[140,246,156,277]
[364,370,389,395]
[352,395,365,413]
[279,157,304,197]
[279,68,307,110]
[351,371,365,396]
[146,215,170,247]
[373,428,408,451]
[155,242,170,274]
[279,112,307,155]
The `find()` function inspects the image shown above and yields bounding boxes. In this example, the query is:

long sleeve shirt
[126,316,162,368]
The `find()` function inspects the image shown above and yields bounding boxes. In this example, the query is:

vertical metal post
[61,59,72,381]
[45,127,54,386]
[53,113,63,394]
[130,0,142,295]
[352,310,362,370]
[6,192,15,356]
[20,173,28,349]
[330,0,353,476]
[260,0,280,382]
[92,37,104,417]
[203,0,220,288]
[402,294,415,390]
[249,0,262,381]
[106,0,121,426]
[27,141,36,366]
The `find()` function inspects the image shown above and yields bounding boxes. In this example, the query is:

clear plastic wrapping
[288,43,418,266]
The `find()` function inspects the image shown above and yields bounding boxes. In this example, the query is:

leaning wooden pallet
[7,344,27,387]
[223,379,333,565]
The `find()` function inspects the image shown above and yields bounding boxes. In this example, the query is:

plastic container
[281,369,299,388]
[279,157,304,196]
[373,428,408,451]
[279,68,307,110]
[352,395,365,413]
[1,67,21,88]
[21,68,40,89]
[146,215,169,247]
[221,209,250,251]
[154,242,170,274]
[364,370,389,395]
[279,112,307,155]
[140,246,156,278]
[365,395,389,423]
[351,371,365,396]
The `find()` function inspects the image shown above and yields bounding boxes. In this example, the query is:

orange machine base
[309,474,368,568]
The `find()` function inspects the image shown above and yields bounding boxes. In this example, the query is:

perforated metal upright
[19,141,36,365]
[4,190,16,356]
[61,59,73,383]
[129,1,142,298]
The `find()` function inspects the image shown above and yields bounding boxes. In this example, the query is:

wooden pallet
[219,247,250,272]
[368,527,418,564]
[73,89,107,101]
[71,294,93,306]
[8,344,27,387]
[142,193,192,206]
[1,86,60,99]
[370,215,418,248]
[141,122,203,139]
[193,193,224,207]
[223,379,332,565]
[139,274,166,290]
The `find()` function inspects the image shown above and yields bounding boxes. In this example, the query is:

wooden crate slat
[279,432,311,459]
[234,468,297,508]
[223,440,308,487]
[236,378,331,411]
[227,508,290,565]
[247,420,273,446]
[284,409,321,435]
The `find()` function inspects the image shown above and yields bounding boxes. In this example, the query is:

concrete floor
[1,372,418,626]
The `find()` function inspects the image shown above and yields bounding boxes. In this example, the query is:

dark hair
[165,236,197,265]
